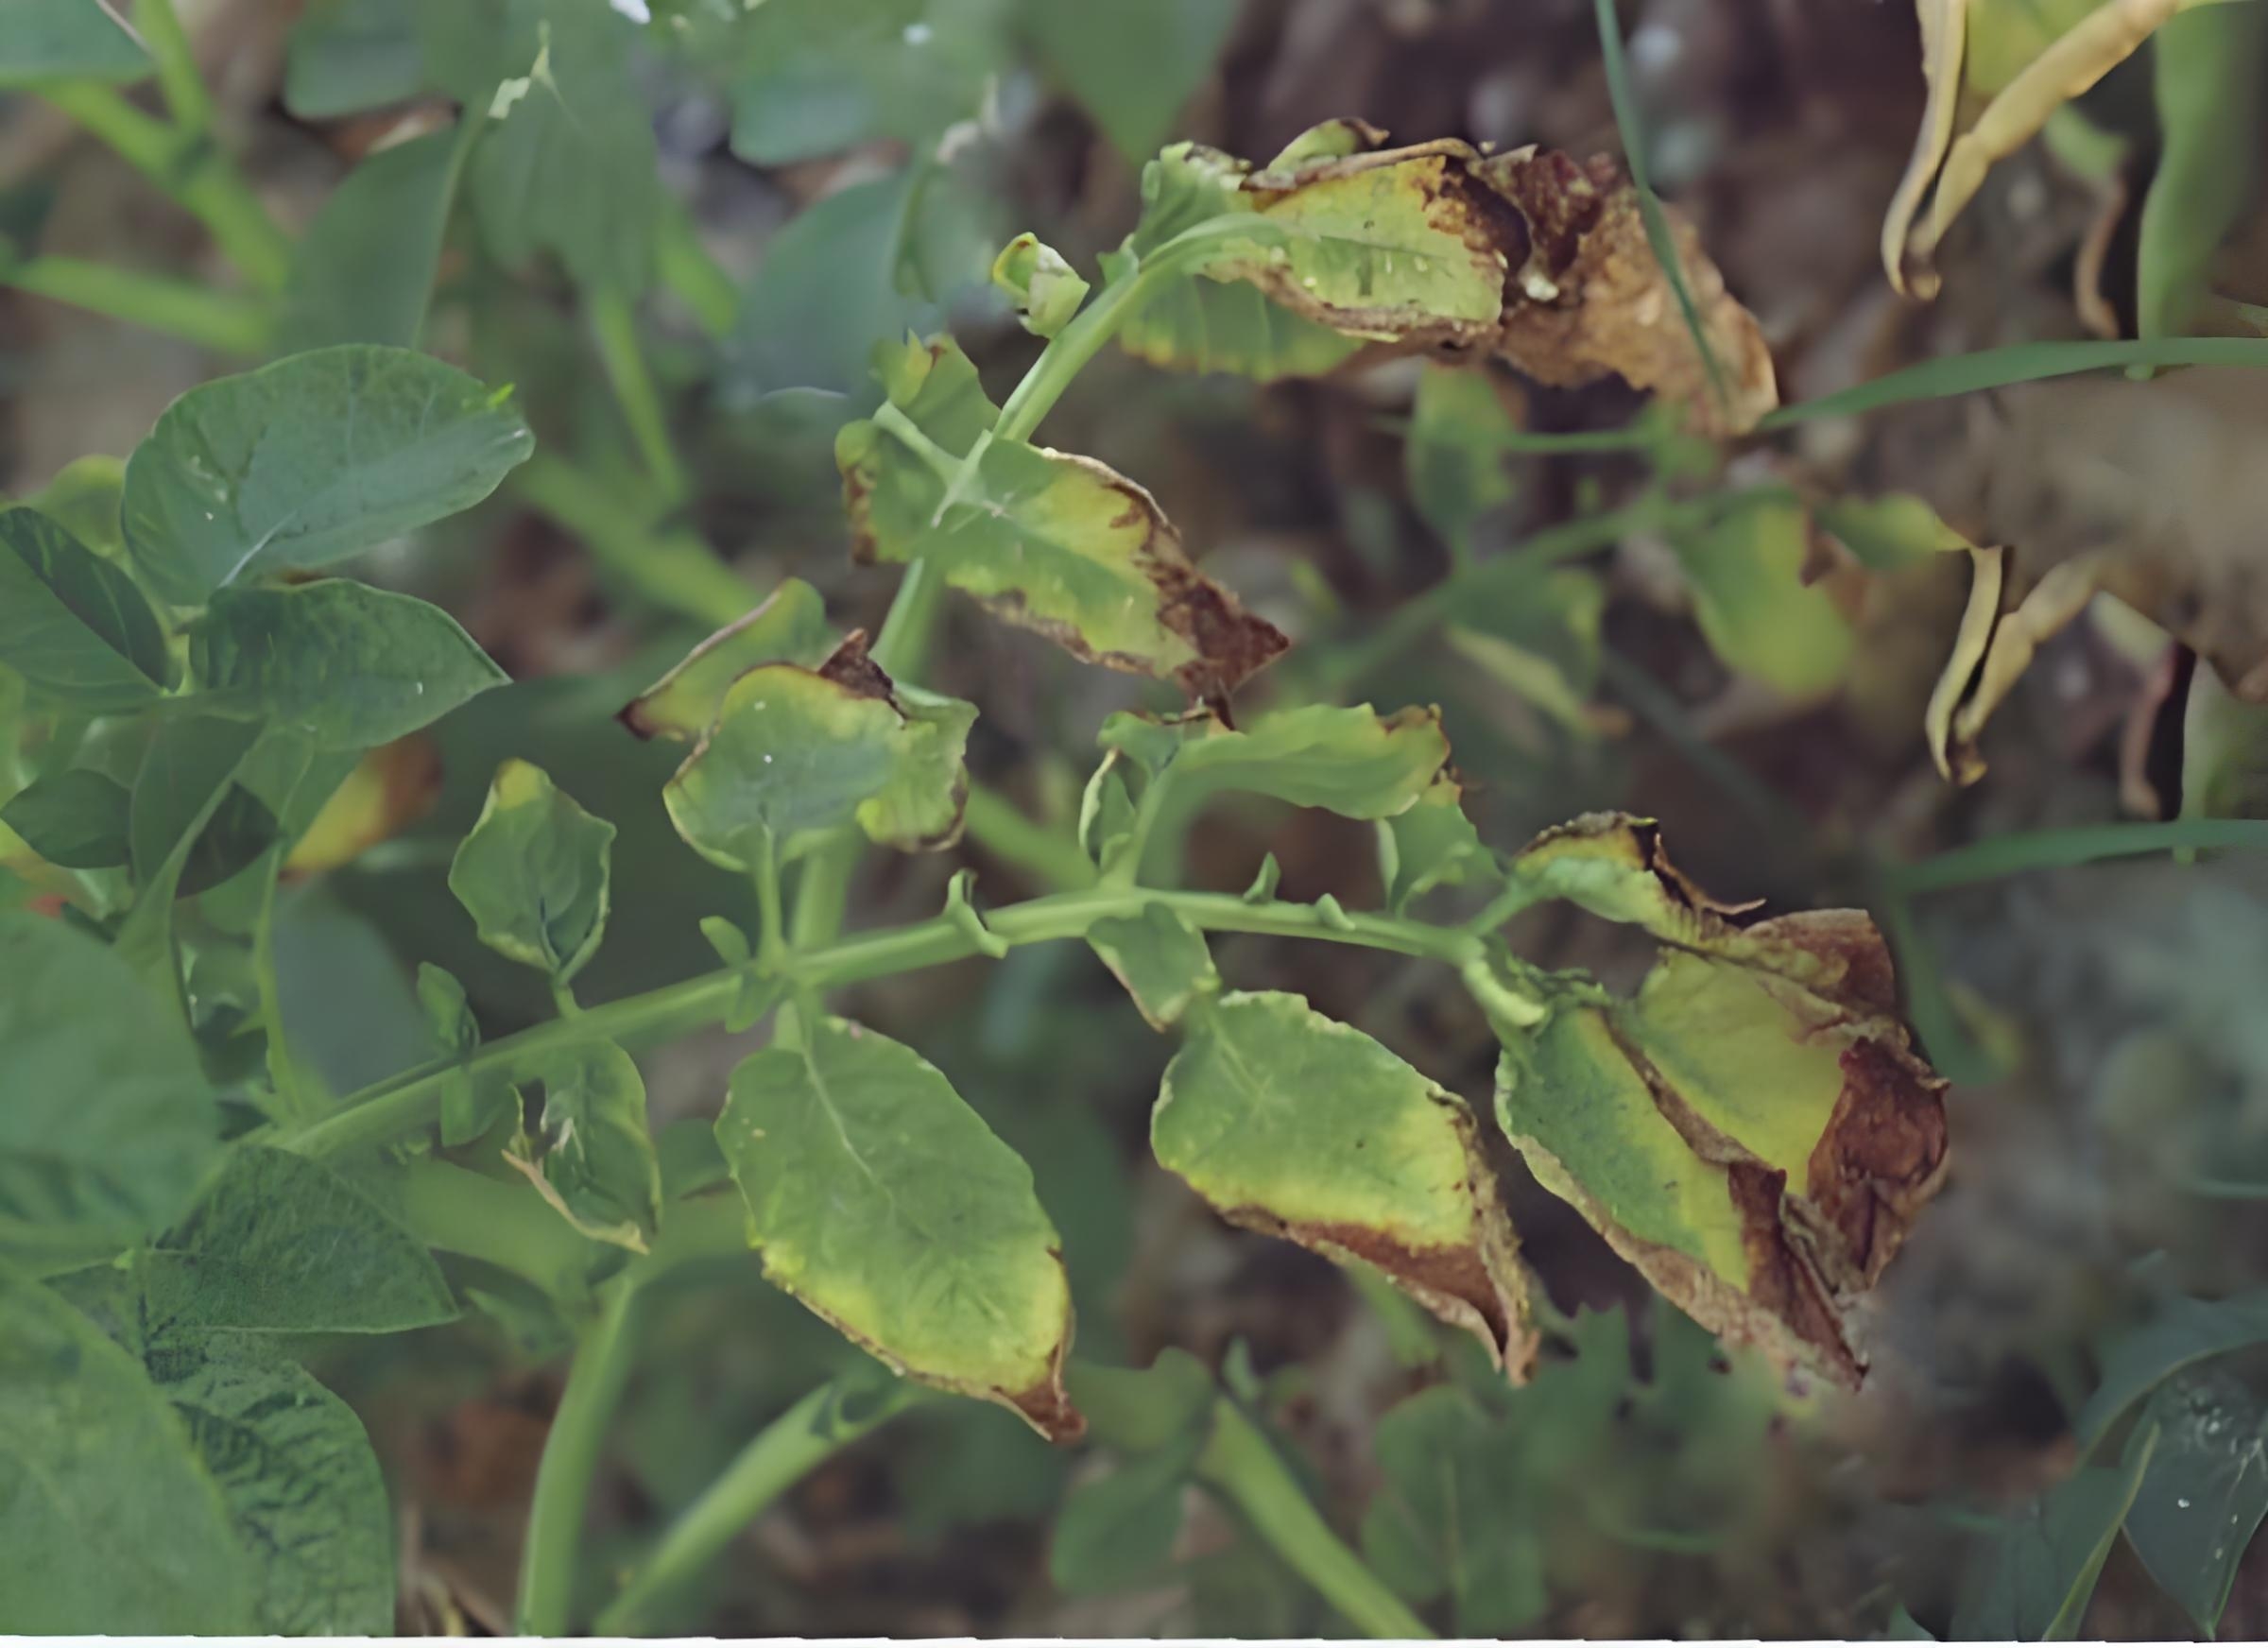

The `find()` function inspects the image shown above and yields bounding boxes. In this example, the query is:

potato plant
[6,0,2268,1636]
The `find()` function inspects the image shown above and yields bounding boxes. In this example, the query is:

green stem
[593,1376,921,1632]
[518,1279,645,1635]
[1883,817,2268,896]
[135,0,215,136]
[960,781,1096,891]
[252,848,304,1118]
[589,290,690,504]
[1196,1399,1432,1639]
[656,196,738,340]
[283,887,1479,1162]
[41,82,290,294]
[0,256,271,352]
[752,833,786,969]
[399,1157,595,1298]
[510,451,750,628]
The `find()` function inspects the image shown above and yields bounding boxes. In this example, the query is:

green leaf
[1813,492,1974,572]
[0,506,172,712]
[617,579,834,740]
[1154,990,1532,1370]
[1379,776,1498,915]
[0,1270,253,1632]
[26,453,129,558]
[1050,1429,1205,1595]
[1024,0,1239,163]
[191,579,507,750]
[516,1040,662,1251]
[416,960,506,1147]
[1671,493,1852,697]
[0,767,132,868]
[1444,566,1608,741]
[2137,3,2268,339]
[991,232,1091,337]
[0,0,153,87]
[727,0,1002,165]
[129,713,275,898]
[662,632,975,868]
[1102,702,1451,820]
[284,123,474,351]
[0,911,226,1265]
[1359,1385,1544,1635]
[2072,1287,2268,1449]
[1107,257,1360,382]
[836,335,1288,701]
[157,1346,395,1633]
[2122,1368,2268,1633]
[448,758,615,982]
[468,0,662,294]
[1064,1347,1216,1451]
[67,1146,455,1337]
[284,0,424,117]
[1406,363,1521,547]
[717,1015,1080,1437]
[121,345,534,606]
[1087,902,1219,1029]
[1953,1425,2158,1640]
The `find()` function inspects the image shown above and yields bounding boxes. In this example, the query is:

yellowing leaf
[1155,991,1535,1372]
[662,630,974,869]
[718,1016,1079,1437]
[1100,702,1453,820]
[284,736,442,875]
[617,579,834,741]
[1672,493,1855,699]
[837,337,1288,704]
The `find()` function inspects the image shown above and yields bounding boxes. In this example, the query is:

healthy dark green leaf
[0,0,153,87]
[0,767,132,869]
[121,345,534,605]
[191,579,507,750]
[284,0,424,116]
[448,759,615,982]
[718,1014,1080,1437]
[0,506,172,712]
[284,124,475,351]
[2122,1368,2268,1634]
[2074,1287,2268,1449]
[1952,1425,2157,1640]
[129,713,274,898]
[468,0,661,294]
[0,1270,253,1632]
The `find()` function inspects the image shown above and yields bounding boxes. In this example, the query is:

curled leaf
[1926,545,2105,784]
[991,232,1091,338]
[1099,702,1453,820]
[838,338,1288,705]
[1154,990,1536,1373]
[617,579,833,741]
[1882,0,1970,297]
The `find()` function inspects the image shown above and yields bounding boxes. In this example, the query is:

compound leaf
[0,1271,253,1632]
[192,579,507,751]
[837,335,1287,702]
[1154,990,1533,1371]
[662,631,973,868]
[0,506,172,712]
[717,1015,1079,1437]
[122,345,533,606]
[0,911,226,1265]
[448,759,614,983]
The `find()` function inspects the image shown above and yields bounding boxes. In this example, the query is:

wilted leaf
[617,579,834,741]
[1,767,132,869]
[1100,702,1452,820]
[192,580,507,750]
[717,1015,1080,1437]
[837,336,1289,703]
[121,346,533,606]
[0,1272,254,1632]
[0,911,227,1264]
[284,735,444,874]
[468,0,661,294]
[1154,991,1535,1372]
[1087,903,1219,1030]
[0,0,152,87]
[448,759,615,983]
[512,1040,661,1251]
[1926,544,2100,784]
[1150,128,1777,435]
[0,506,172,712]
[662,630,974,868]
[1671,493,1854,699]
[2122,1367,2268,1633]
[1492,814,1948,1382]
[1953,1424,2157,1639]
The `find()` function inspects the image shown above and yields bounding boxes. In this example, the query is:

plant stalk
[517,1278,646,1635]
[0,256,272,352]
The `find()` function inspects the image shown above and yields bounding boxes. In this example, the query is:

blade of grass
[1591,0,1730,422]
[1761,336,2268,428]
[1882,817,2268,895]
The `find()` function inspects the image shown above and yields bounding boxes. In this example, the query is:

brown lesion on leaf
[1725,1161,1864,1386]
[814,627,896,704]
[1800,1039,1951,1293]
